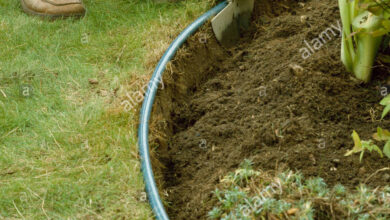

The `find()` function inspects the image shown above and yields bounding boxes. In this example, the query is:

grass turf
[0,0,213,218]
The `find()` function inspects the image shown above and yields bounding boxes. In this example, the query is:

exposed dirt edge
[149,24,227,185]
[147,1,301,217]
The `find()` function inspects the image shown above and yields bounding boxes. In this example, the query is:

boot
[21,0,85,18]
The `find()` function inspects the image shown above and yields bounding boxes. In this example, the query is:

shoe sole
[21,0,85,19]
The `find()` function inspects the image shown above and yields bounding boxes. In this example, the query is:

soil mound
[150,0,390,219]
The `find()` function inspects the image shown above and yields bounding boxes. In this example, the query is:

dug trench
[148,0,390,219]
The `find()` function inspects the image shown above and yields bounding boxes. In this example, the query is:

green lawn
[0,0,212,219]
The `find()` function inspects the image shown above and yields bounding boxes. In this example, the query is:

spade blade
[211,0,254,47]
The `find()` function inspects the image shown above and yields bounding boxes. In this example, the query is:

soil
[149,0,390,219]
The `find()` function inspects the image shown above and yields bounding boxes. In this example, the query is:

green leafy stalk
[338,0,390,82]
[352,11,384,81]
[339,0,355,72]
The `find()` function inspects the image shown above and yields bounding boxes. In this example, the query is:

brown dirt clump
[149,0,390,219]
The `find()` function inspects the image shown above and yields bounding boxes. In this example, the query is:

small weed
[222,159,260,186]
[345,130,383,162]
[346,128,390,162]
[209,160,390,219]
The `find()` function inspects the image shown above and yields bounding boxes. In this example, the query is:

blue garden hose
[138,1,228,219]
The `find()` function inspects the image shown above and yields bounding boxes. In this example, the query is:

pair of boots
[21,0,86,18]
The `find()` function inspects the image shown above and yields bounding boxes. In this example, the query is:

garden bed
[149,0,390,219]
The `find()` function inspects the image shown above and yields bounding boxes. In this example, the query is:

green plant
[373,127,390,158]
[338,0,390,82]
[222,159,260,186]
[333,184,347,196]
[380,94,390,119]
[208,207,222,219]
[210,163,390,219]
[345,130,383,161]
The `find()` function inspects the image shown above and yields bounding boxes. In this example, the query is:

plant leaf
[373,127,390,141]
[381,105,390,119]
[352,130,362,148]
[346,130,363,156]
[383,19,390,30]
[381,95,390,119]
[362,140,383,158]
[383,129,390,137]
[373,127,383,141]
[384,140,390,159]
[380,95,390,106]
[371,28,389,37]
[372,144,383,157]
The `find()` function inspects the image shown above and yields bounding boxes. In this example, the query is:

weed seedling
[345,130,383,162]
